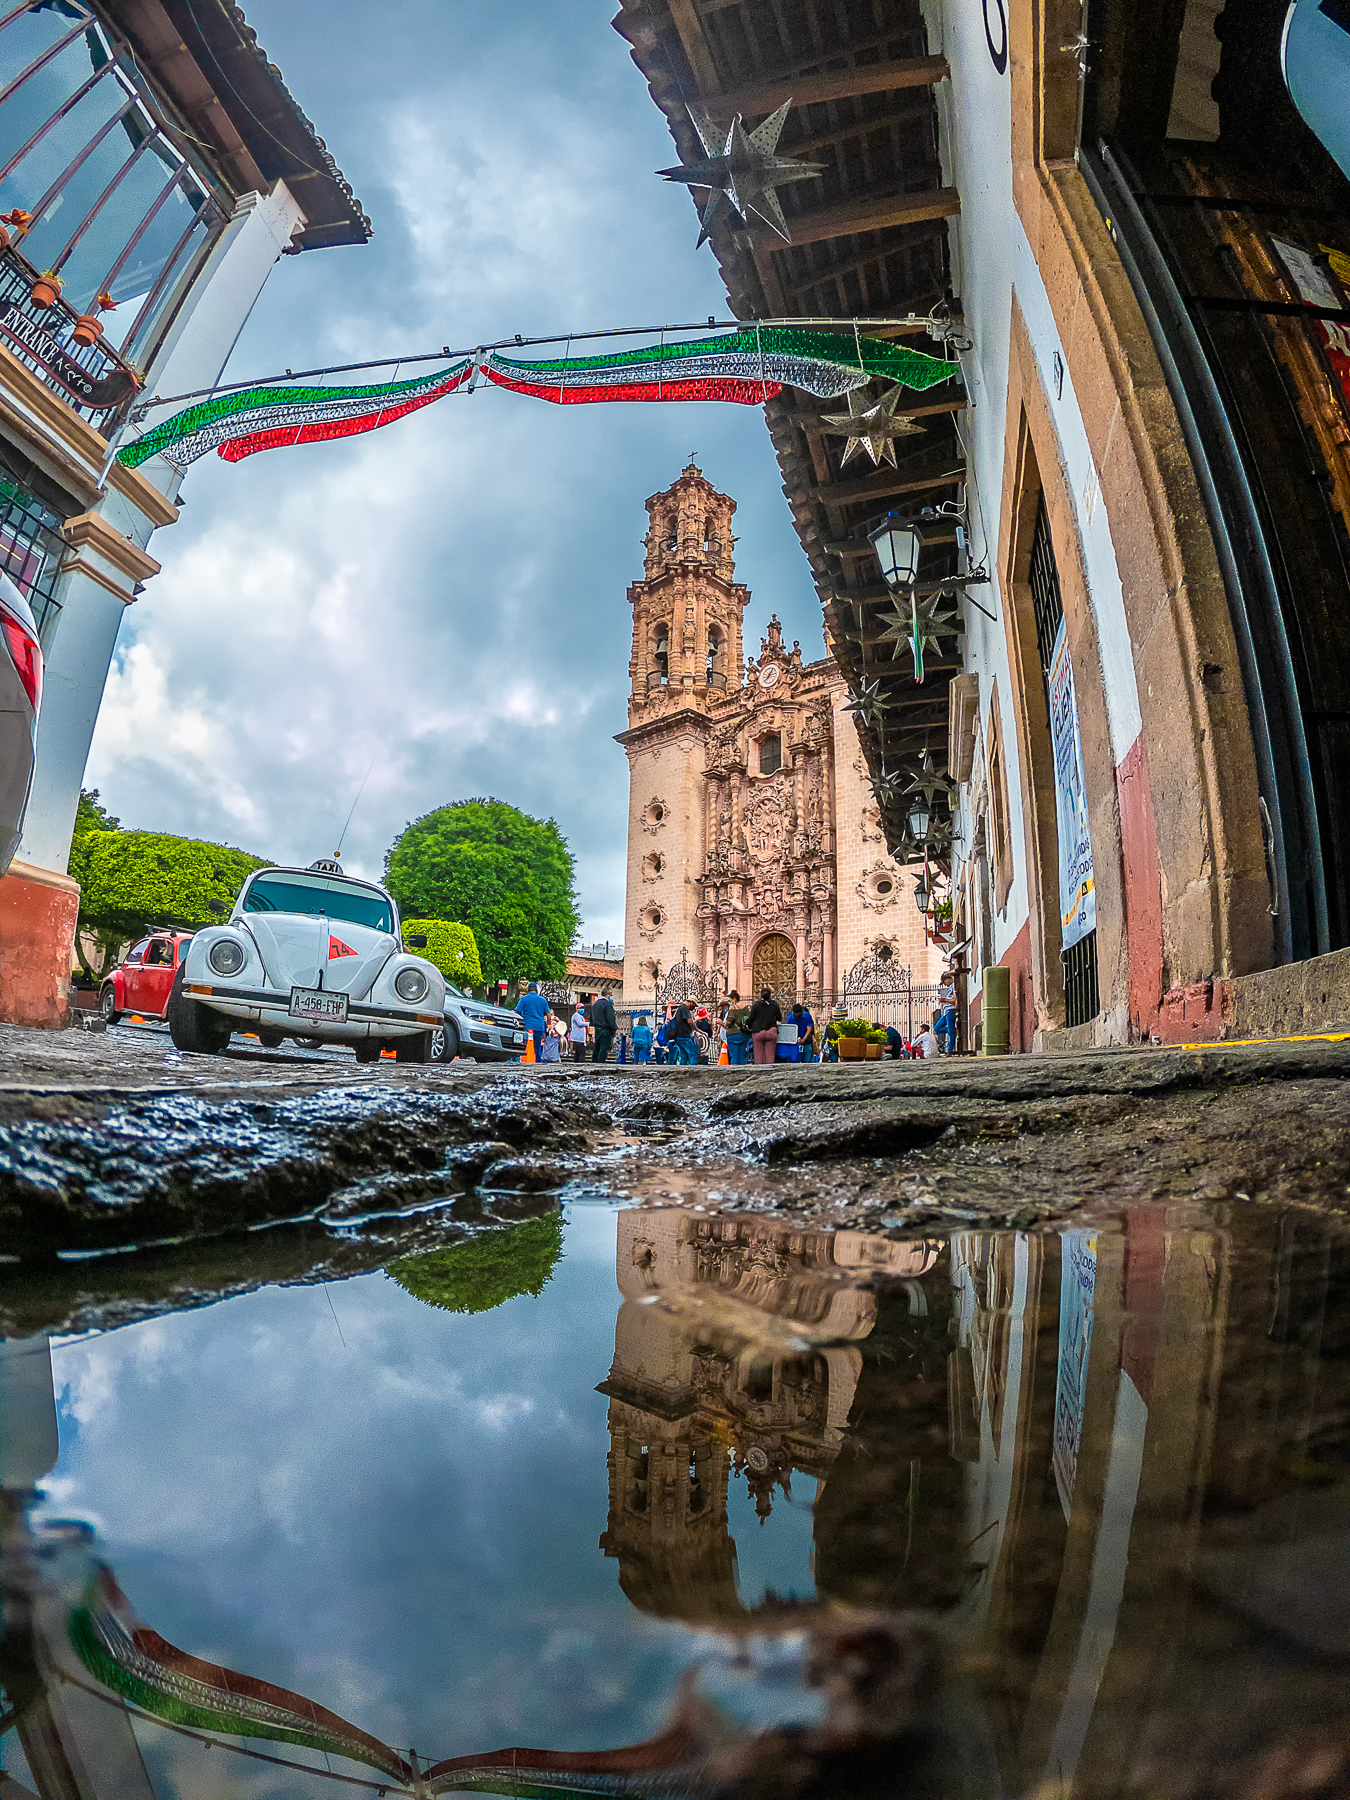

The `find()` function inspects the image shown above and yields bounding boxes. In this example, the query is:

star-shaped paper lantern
[819,384,925,467]
[844,678,902,727]
[658,101,824,244]
[876,594,962,682]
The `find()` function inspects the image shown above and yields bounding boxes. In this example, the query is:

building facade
[617,464,943,1013]
[619,0,1350,1050]
[0,0,367,1027]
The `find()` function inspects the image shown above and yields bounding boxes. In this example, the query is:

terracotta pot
[838,1037,867,1060]
[865,1042,884,1059]
[71,312,102,346]
[30,277,61,308]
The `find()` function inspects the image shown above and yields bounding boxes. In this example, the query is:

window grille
[758,734,781,776]
[0,447,64,642]
[1030,493,1099,1027]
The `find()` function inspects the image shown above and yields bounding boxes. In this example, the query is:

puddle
[1,1198,1347,1798]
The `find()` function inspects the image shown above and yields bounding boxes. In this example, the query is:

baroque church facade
[617,465,943,1008]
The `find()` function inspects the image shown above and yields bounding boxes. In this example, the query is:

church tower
[627,463,748,714]
[617,466,750,1005]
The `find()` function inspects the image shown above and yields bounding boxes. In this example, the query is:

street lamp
[914,872,933,914]
[907,796,931,841]
[868,513,923,591]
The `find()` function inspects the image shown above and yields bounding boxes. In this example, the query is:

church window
[642,851,664,879]
[706,629,725,688]
[645,799,666,826]
[758,734,782,776]
[875,877,893,896]
[654,624,669,680]
[641,905,665,931]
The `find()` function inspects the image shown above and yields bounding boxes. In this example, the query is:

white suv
[170,861,446,1060]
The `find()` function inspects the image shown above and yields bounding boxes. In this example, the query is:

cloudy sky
[21,1205,820,1795]
[84,0,823,945]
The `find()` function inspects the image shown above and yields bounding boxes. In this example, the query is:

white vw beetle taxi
[169,860,446,1060]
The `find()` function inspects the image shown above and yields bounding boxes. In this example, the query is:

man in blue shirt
[515,982,550,1060]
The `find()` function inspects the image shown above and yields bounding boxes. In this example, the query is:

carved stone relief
[857,861,902,913]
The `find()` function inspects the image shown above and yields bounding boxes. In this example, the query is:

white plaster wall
[923,0,1142,976]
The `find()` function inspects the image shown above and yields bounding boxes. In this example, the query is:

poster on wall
[1048,620,1096,950]
[1269,237,1350,414]
[1053,1229,1098,1519]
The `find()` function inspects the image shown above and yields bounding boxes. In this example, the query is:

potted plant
[0,208,32,252]
[836,1016,872,1060]
[865,1027,888,1060]
[30,269,63,308]
[72,290,114,347]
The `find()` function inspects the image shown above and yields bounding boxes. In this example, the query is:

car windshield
[241,873,395,933]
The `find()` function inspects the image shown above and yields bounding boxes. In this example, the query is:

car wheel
[99,986,120,1024]
[428,1021,460,1063]
[394,1032,431,1063]
[353,1040,383,1064]
[166,969,231,1055]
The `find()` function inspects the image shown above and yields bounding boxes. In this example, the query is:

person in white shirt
[568,1002,590,1063]
[915,1020,941,1058]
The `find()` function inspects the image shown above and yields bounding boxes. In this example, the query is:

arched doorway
[752,933,796,1001]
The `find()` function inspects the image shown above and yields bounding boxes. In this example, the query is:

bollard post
[980,966,1011,1056]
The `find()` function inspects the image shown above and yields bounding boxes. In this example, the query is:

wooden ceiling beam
[703,55,949,118]
[813,465,965,504]
[746,186,960,249]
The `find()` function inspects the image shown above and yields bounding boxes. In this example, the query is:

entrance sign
[1048,621,1096,950]
[0,304,138,409]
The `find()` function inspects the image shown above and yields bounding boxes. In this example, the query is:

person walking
[667,999,697,1065]
[590,991,618,1063]
[631,1012,654,1063]
[515,982,550,1061]
[723,990,750,1064]
[789,1001,815,1063]
[747,988,782,1064]
[569,1000,590,1062]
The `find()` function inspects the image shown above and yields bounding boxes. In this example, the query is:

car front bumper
[448,1011,529,1058]
[186,983,438,1040]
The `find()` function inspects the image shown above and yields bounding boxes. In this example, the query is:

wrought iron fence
[841,945,944,1040]
[0,250,140,431]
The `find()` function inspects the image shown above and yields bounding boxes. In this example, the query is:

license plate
[512,1031,526,1045]
[289,986,348,1023]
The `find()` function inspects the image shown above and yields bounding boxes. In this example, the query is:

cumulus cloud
[83,0,823,933]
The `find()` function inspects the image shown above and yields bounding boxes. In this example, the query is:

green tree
[386,1211,563,1314]
[384,798,579,985]
[401,917,483,990]
[69,830,268,982]
[74,788,120,835]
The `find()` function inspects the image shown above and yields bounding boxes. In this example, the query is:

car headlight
[394,966,429,1003]
[208,938,246,976]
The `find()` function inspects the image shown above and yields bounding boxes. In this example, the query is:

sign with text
[0,302,137,409]
[1048,620,1096,951]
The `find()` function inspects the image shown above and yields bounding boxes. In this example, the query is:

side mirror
[405,934,428,949]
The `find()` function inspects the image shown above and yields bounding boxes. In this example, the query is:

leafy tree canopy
[74,788,119,835]
[402,917,483,991]
[70,831,268,949]
[386,1210,563,1314]
[384,798,579,984]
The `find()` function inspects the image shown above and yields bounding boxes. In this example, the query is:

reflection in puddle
[0,1202,1346,1797]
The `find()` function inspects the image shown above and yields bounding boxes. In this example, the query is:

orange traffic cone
[522,1033,536,1064]
[718,1043,729,1065]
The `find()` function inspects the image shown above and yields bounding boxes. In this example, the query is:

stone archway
[752,933,796,1001]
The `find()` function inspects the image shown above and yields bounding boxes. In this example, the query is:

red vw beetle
[99,931,195,1024]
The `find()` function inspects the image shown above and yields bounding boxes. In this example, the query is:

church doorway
[752,933,796,1001]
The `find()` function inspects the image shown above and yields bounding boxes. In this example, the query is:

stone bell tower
[617,466,750,1003]
[627,463,749,714]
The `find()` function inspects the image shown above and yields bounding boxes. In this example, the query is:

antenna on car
[332,753,379,865]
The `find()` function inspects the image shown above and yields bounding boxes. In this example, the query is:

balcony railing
[0,246,140,433]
